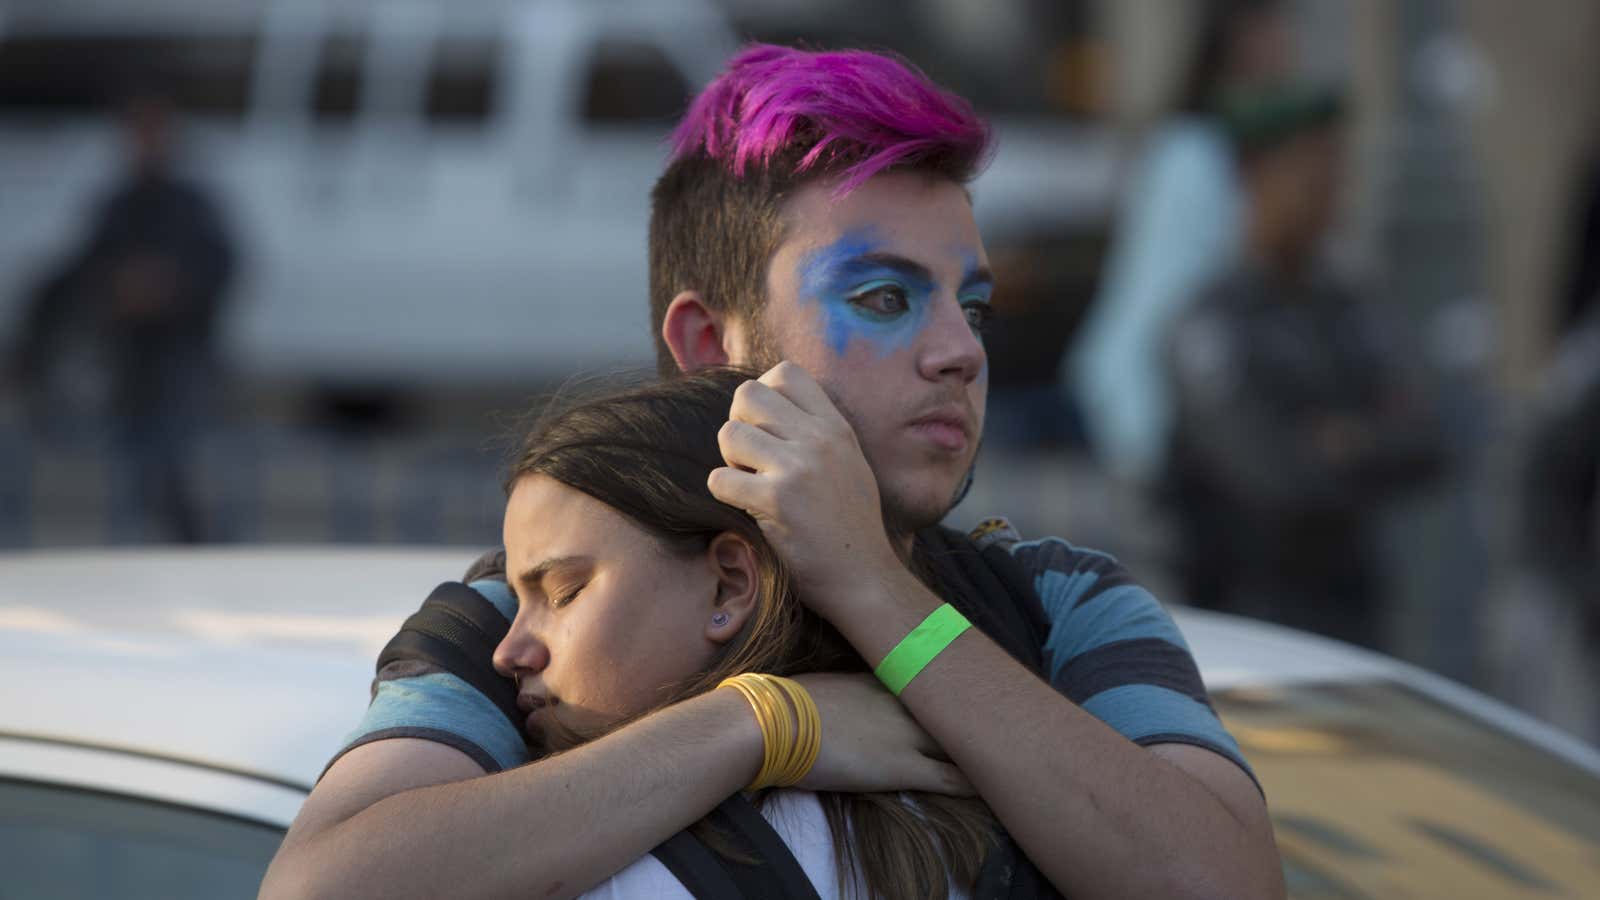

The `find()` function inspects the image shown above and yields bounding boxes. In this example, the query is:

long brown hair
[507,369,996,900]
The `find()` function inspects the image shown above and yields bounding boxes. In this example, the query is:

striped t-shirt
[334,521,1253,785]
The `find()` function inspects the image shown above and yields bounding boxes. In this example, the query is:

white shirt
[578,790,972,900]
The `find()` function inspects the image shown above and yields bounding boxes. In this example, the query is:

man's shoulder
[328,548,526,775]
[461,546,508,585]
[976,520,1162,632]
[978,521,1130,584]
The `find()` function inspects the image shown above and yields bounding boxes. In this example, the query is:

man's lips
[907,407,971,452]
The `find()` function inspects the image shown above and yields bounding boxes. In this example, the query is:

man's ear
[662,291,734,373]
[705,532,761,644]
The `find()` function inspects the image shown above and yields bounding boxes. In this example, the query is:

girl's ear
[705,532,761,644]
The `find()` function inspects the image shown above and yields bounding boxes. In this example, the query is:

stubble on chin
[878,450,978,543]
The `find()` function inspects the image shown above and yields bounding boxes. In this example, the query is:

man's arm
[710,363,1285,900]
[833,569,1283,899]
[262,672,960,900]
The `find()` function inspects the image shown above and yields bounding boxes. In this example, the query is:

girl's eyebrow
[515,555,591,589]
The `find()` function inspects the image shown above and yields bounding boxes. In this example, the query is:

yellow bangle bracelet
[719,676,776,788]
[772,676,821,785]
[720,675,785,788]
[719,673,822,791]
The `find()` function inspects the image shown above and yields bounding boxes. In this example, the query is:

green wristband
[874,603,972,696]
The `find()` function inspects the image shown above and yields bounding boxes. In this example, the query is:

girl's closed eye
[549,582,586,609]
[847,280,910,318]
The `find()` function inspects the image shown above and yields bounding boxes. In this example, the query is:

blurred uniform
[1165,265,1443,647]
[1519,312,1600,631]
[1161,85,1443,648]
[24,95,236,541]
[1489,311,1600,742]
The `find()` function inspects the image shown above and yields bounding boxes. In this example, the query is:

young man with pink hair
[263,46,1283,899]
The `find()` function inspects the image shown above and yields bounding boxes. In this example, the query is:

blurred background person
[1162,84,1445,649]
[1554,134,1600,340]
[1494,309,1600,741]
[1066,0,1294,487]
[15,86,236,542]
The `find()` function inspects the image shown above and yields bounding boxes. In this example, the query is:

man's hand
[707,362,901,619]
[791,672,970,796]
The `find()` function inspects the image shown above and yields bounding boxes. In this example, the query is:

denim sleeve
[324,579,531,775]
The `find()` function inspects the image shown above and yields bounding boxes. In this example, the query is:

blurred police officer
[21,86,237,541]
[1163,85,1444,648]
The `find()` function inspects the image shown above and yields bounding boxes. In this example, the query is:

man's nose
[492,613,550,681]
[917,294,986,383]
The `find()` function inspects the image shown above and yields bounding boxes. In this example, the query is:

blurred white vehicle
[0,0,1115,396]
[2,547,1598,899]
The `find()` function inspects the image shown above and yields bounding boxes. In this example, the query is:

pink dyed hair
[669,44,993,194]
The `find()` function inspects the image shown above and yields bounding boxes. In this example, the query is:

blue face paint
[797,228,941,357]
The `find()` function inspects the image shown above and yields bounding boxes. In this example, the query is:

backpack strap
[708,795,824,900]
[376,581,520,734]
[650,795,822,900]
[649,830,743,900]
[971,833,1064,900]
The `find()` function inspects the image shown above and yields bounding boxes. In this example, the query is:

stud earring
[711,612,730,627]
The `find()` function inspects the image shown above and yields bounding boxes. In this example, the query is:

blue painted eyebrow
[960,266,994,296]
[824,252,936,288]
[804,243,990,298]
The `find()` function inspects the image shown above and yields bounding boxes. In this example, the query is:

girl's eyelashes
[846,280,911,318]
[549,582,585,609]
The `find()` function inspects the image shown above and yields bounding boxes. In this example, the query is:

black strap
[971,833,1065,900]
[650,830,742,900]
[649,795,821,900]
[375,581,520,734]
[708,795,824,900]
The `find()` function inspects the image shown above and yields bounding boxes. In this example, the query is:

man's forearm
[834,570,1283,900]
[261,688,761,900]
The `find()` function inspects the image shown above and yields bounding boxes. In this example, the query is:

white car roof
[3,547,1597,827]
[0,547,469,824]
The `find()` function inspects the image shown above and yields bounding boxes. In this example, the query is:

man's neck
[891,531,917,562]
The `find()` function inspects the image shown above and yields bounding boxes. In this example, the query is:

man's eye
[550,584,583,609]
[849,283,910,317]
[962,302,993,332]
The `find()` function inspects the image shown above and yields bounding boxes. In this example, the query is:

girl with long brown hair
[492,369,999,900]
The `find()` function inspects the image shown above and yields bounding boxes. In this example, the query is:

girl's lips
[518,693,556,739]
